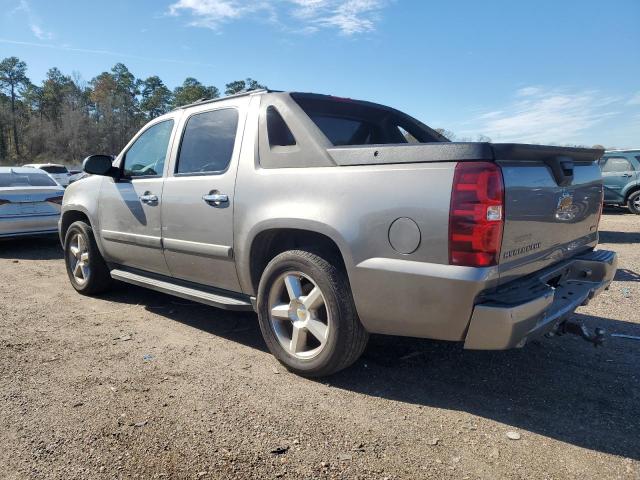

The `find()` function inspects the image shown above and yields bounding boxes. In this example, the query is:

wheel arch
[623,182,640,202]
[246,226,351,296]
[59,208,106,258]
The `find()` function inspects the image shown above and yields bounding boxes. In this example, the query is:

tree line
[0,56,266,165]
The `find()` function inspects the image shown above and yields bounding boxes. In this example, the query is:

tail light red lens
[449,161,505,267]
[596,184,604,231]
[45,195,64,205]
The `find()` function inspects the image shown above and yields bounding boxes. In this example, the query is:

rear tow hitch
[556,320,606,347]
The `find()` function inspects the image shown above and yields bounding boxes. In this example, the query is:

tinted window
[267,106,295,147]
[40,165,68,174]
[0,172,58,187]
[177,109,238,174]
[291,93,444,147]
[123,120,174,177]
[601,157,633,173]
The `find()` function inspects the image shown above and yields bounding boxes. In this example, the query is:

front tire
[256,250,368,377]
[627,191,640,215]
[64,221,112,295]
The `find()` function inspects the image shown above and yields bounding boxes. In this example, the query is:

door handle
[622,173,633,178]
[139,192,159,205]
[202,193,229,206]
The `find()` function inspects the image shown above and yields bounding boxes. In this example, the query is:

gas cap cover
[388,217,421,254]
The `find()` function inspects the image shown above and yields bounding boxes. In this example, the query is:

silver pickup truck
[59,90,617,376]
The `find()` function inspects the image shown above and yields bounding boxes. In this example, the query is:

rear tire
[64,221,112,295]
[627,191,640,215]
[256,249,368,377]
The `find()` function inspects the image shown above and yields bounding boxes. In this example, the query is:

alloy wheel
[267,271,330,359]
[68,233,90,285]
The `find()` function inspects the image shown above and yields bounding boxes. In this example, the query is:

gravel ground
[1,209,639,479]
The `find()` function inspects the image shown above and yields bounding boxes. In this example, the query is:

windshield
[39,165,68,174]
[0,171,59,187]
[291,93,447,146]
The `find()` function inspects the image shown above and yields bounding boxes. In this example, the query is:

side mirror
[83,155,117,177]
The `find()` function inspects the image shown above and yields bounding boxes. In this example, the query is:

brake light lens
[449,162,505,267]
[596,184,604,231]
[45,195,64,205]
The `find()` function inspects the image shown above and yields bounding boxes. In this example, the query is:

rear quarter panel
[233,122,490,339]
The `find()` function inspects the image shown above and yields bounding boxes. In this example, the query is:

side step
[110,269,254,311]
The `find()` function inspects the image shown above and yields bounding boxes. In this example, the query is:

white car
[23,163,71,187]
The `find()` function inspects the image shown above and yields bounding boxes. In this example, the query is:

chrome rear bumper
[464,249,617,350]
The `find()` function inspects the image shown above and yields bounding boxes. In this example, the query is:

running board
[110,269,253,311]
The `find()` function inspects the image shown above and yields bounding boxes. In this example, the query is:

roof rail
[172,88,272,111]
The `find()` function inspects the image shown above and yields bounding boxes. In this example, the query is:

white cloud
[464,87,623,144]
[168,0,387,35]
[515,86,542,97]
[12,0,54,40]
[628,91,640,106]
[30,24,53,40]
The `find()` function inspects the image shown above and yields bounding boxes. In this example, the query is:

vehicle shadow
[0,235,63,260]
[100,284,268,353]
[602,206,632,216]
[98,284,640,460]
[615,268,640,283]
[599,230,640,244]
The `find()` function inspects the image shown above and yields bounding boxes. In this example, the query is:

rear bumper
[464,249,617,349]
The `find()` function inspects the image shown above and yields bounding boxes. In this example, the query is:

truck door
[160,101,247,293]
[98,118,177,275]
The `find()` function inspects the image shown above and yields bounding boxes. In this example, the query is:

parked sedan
[23,163,71,187]
[0,167,65,238]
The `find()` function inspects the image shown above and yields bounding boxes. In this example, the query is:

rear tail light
[596,184,604,231]
[45,195,64,205]
[449,161,505,267]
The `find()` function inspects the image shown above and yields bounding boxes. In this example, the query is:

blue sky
[1,0,638,147]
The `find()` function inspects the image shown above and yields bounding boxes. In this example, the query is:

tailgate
[493,144,604,285]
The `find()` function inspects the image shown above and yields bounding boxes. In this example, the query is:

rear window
[0,172,58,187]
[291,93,444,146]
[39,165,68,174]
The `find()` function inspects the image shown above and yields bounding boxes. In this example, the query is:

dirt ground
[1,209,639,479]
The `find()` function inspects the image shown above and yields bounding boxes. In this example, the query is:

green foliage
[140,76,172,118]
[172,77,219,108]
[224,77,267,95]
[0,56,264,164]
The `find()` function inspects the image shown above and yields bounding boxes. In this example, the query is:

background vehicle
[598,149,640,214]
[59,90,616,377]
[68,171,89,185]
[0,167,64,238]
[23,163,71,187]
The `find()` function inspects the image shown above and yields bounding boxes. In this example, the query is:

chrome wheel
[268,271,330,359]
[633,196,640,210]
[68,233,90,285]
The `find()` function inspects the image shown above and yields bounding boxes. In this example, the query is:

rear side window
[267,106,295,147]
[40,165,68,174]
[0,172,58,187]
[177,109,239,174]
[291,93,443,146]
[601,157,633,173]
